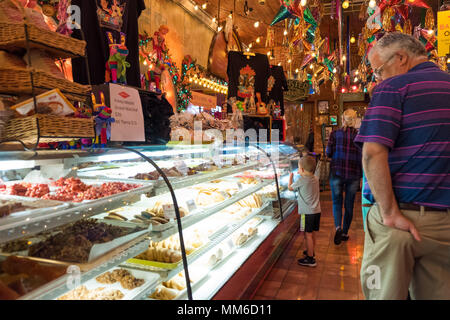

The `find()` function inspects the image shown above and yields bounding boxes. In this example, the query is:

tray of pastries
[57,267,159,300]
[0,219,147,269]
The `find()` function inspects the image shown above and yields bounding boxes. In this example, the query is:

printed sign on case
[109,84,145,141]
[438,10,450,57]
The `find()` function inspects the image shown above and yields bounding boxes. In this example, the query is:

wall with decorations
[138,0,215,68]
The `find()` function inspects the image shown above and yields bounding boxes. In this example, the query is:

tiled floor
[253,191,366,300]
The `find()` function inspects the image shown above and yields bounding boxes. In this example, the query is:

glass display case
[0,143,299,300]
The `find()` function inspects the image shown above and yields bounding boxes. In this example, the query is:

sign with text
[109,84,145,141]
[284,80,310,102]
[438,10,450,57]
[190,91,217,109]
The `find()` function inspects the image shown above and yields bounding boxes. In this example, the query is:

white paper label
[174,160,188,175]
[236,155,245,165]
[225,157,233,166]
[186,199,197,212]
[237,182,243,190]
[213,155,224,168]
[163,204,176,220]
[109,84,145,141]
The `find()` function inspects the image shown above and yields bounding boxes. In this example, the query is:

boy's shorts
[299,213,321,233]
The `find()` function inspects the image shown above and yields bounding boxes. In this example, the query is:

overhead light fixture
[254,21,260,28]
[310,64,314,69]
[218,26,223,32]
[246,47,250,52]
[228,12,233,19]
[283,29,288,36]
[288,59,292,63]
[143,60,147,65]
[212,17,216,23]
[342,0,349,9]
[202,2,207,9]
[342,55,347,61]
[355,70,359,75]
[295,68,299,73]
[256,37,261,43]
[350,36,356,43]
[311,52,316,57]
[267,51,271,56]
[301,0,307,6]
[194,4,199,10]
[352,85,358,91]
[369,0,377,8]
[428,29,434,35]
[341,88,347,93]
[333,68,337,73]
[354,77,358,82]
[278,62,281,66]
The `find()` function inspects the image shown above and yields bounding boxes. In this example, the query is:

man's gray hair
[369,32,427,61]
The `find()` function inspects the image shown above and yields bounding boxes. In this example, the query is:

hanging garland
[139,31,195,112]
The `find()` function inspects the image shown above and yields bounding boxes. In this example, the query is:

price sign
[174,160,188,175]
[163,204,176,220]
[186,199,197,212]
[213,155,224,168]
[109,84,145,141]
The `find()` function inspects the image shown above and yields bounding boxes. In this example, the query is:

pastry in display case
[0,143,298,300]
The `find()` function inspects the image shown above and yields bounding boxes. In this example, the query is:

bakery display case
[0,143,299,300]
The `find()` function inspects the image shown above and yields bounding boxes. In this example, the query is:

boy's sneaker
[341,234,349,242]
[334,228,343,245]
[302,250,315,257]
[298,256,317,267]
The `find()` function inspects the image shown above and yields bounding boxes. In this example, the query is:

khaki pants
[360,204,450,300]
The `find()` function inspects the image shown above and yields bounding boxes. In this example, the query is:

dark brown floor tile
[255,280,282,297]
[319,274,359,292]
[253,295,274,300]
[266,268,288,282]
[283,270,309,284]
[323,262,358,278]
[317,288,359,300]
[296,284,319,300]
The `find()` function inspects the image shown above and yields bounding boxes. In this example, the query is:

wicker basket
[0,67,91,103]
[1,114,95,146]
[0,1,85,58]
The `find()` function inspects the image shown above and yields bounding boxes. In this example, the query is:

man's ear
[397,50,409,67]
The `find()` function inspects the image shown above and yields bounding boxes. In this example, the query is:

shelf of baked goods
[0,177,154,243]
[129,201,274,300]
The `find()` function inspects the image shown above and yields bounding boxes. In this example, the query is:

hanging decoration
[139,26,196,111]
[355,0,443,94]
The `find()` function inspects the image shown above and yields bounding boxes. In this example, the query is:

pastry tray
[126,243,208,270]
[0,220,149,272]
[56,267,160,300]
[147,267,209,300]
[0,195,69,224]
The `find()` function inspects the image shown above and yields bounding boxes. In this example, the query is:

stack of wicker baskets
[0,0,94,148]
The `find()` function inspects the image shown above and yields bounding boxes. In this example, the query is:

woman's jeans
[329,174,360,234]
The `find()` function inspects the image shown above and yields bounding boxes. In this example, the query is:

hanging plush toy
[105,32,130,84]
[92,92,115,147]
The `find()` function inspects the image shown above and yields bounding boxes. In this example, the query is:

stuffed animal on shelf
[91,92,115,147]
[105,32,130,84]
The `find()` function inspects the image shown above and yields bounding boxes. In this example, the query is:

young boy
[288,155,321,267]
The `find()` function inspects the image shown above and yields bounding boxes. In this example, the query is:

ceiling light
[143,60,147,65]
[249,43,252,48]
[283,29,288,36]
[278,62,281,66]
[202,2,207,9]
[301,0,307,6]
[254,21,260,28]
[341,88,347,93]
[428,29,434,35]
[354,77,358,82]
[311,52,316,57]
[256,37,261,43]
[369,0,377,9]
[212,17,216,23]
[295,68,299,73]
[352,85,358,90]
[194,4,199,10]
[342,55,347,61]
[342,1,349,9]
[350,36,356,43]
[267,51,271,56]
[310,64,314,69]
[355,70,359,75]
[218,26,223,32]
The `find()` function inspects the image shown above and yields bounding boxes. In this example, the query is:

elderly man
[355,32,450,300]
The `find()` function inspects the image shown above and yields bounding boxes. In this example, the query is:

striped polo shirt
[355,62,450,209]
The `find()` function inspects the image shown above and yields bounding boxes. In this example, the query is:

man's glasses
[373,53,397,80]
